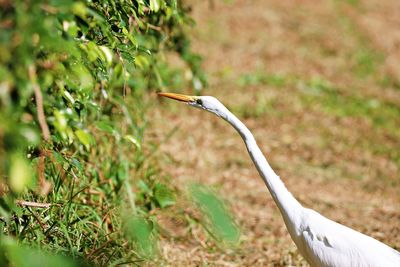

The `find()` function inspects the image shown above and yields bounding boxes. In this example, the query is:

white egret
[158,92,400,267]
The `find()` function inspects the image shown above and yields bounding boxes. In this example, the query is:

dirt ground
[148,0,400,266]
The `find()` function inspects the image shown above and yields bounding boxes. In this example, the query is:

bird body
[298,208,400,267]
[158,93,400,267]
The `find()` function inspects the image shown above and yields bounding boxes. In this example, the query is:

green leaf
[72,2,87,17]
[98,46,113,66]
[71,64,93,92]
[124,135,141,149]
[19,126,40,146]
[8,153,34,193]
[123,216,156,258]
[94,121,115,134]
[154,183,175,208]
[52,151,65,164]
[71,158,83,172]
[122,27,138,47]
[1,237,78,267]
[54,110,68,133]
[75,129,94,147]
[134,55,150,69]
[62,89,75,105]
[190,184,240,244]
[150,0,161,12]
[137,179,152,194]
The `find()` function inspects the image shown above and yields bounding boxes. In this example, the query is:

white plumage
[159,93,400,267]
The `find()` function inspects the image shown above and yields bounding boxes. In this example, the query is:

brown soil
[148,0,400,266]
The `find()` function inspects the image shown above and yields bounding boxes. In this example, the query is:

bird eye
[196,99,203,105]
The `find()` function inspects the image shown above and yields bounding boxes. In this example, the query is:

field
[149,0,400,265]
[1,0,399,266]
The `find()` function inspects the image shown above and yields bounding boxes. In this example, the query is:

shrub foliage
[0,0,204,265]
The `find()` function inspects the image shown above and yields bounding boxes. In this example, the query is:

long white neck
[220,110,304,236]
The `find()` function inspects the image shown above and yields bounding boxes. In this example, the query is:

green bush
[0,0,204,265]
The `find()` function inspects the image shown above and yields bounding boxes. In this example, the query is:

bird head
[158,92,229,119]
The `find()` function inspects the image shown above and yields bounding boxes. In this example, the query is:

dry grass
[148,0,400,265]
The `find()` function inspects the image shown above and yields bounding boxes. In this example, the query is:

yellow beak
[157,92,196,103]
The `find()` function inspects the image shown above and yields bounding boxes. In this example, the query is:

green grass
[230,69,400,172]
[298,77,400,133]
[234,70,399,137]
[230,93,278,119]
[352,48,384,78]
[237,72,293,88]
[0,1,227,265]
[333,0,387,81]
[299,77,400,168]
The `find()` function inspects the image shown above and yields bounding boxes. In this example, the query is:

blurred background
[152,0,400,265]
[0,0,399,266]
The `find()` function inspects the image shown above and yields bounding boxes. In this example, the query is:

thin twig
[16,200,52,208]
[27,207,46,231]
[29,65,50,141]
[87,239,113,259]
[40,4,58,14]
[37,149,52,196]
[147,23,162,32]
